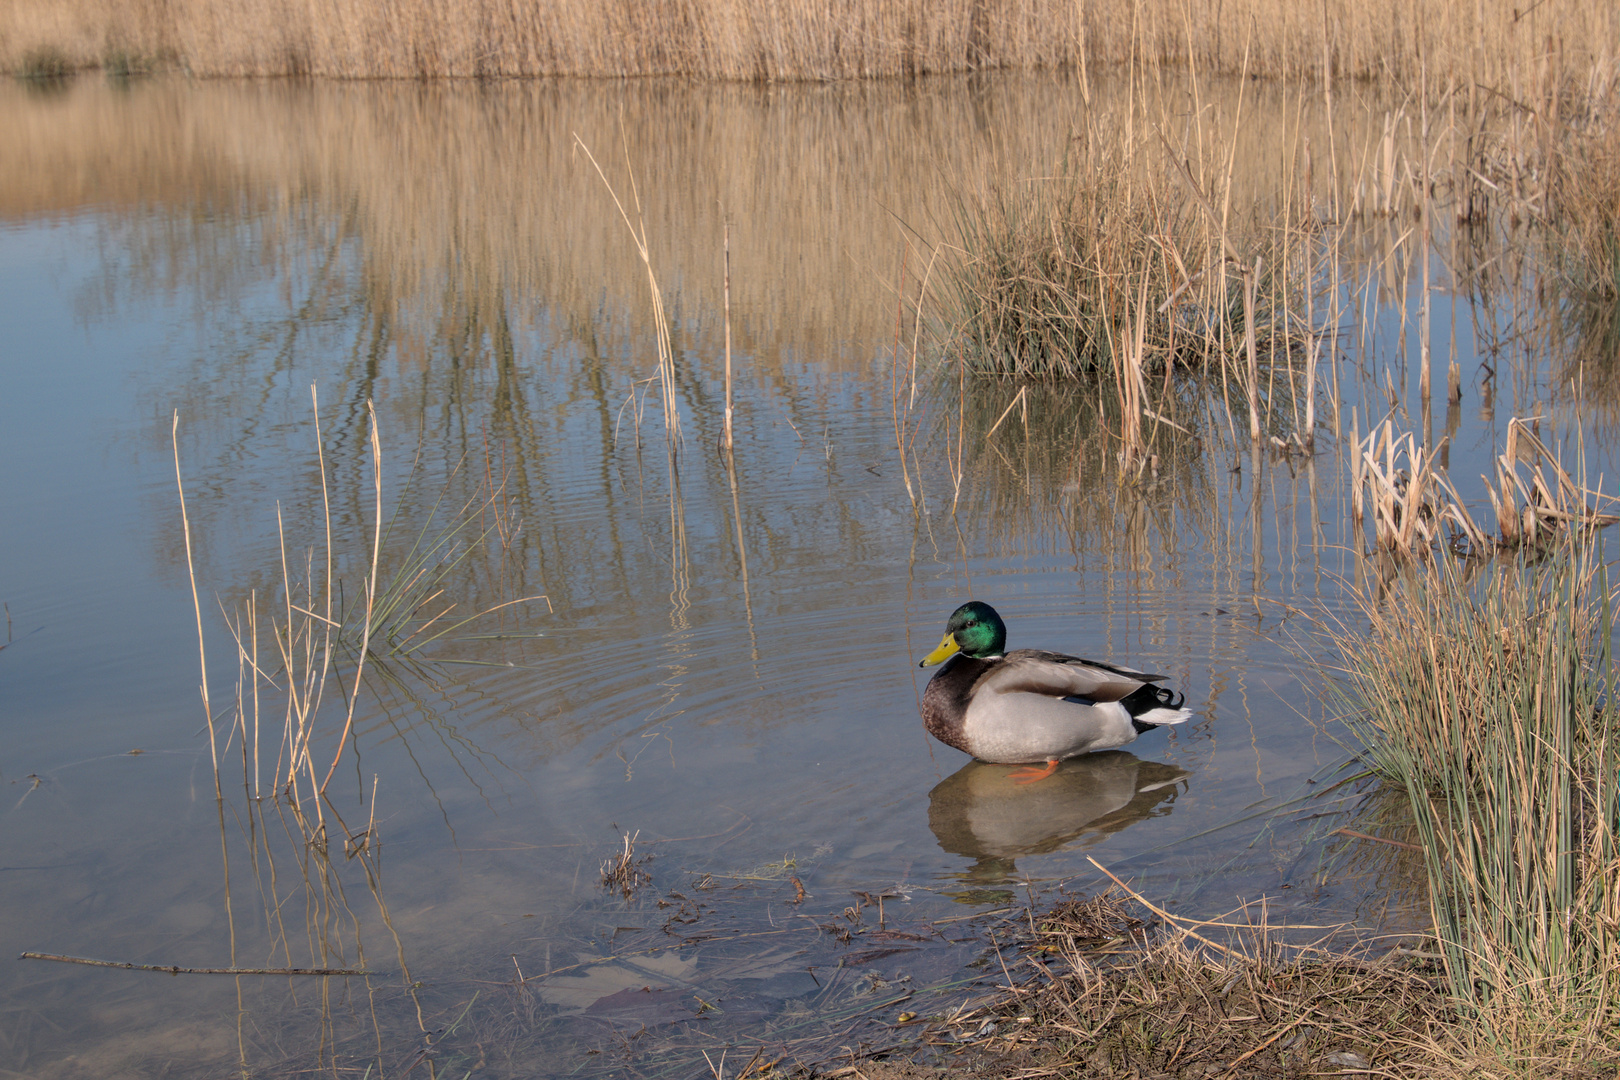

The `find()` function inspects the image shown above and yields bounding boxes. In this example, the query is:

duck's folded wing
[983,650,1160,702]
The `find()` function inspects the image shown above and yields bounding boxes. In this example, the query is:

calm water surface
[0,74,1609,1078]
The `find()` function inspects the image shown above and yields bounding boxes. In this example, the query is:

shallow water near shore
[0,72,1612,1077]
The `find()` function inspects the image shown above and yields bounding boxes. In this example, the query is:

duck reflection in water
[927,751,1189,901]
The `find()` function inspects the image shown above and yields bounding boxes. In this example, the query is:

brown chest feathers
[919,654,994,754]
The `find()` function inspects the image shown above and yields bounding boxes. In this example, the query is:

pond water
[0,73,1611,1078]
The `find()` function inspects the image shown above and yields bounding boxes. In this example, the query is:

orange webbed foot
[1007,759,1059,785]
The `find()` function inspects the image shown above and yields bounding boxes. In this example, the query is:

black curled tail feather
[1122,682,1184,714]
[1152,685,1185,711]
[1125,683,1187,734]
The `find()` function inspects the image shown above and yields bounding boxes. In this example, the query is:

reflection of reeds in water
[16,69,1604,500]
[0,73,1547,379]
[935,378,1225,560]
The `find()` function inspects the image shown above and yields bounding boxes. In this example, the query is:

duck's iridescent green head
[919,601,1007,667]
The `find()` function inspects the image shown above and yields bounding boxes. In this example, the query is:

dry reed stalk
[1353,417,1487,555]
[1117,271,1150,468]
[888,249,917,507]
[722,223,733,452]
[319,399,382,797]
[1486,418,1620,547]
[574,133,682,454]
[173,411,222,800]
[1242,257,1261,443]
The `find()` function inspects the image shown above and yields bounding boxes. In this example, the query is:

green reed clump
[933,148,1305,451]
[1323,541,1620,1060]
[18,45,71,78]
[937,161,1191,380]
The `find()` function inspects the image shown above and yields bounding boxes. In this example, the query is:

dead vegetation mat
[813,892,1619,1080]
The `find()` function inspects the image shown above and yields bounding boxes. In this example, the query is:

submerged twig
[20,952,377,977]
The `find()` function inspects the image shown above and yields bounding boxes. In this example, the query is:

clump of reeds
[18,45,72,78]
[1351,417,1474,553]
[1550,117,1620,304]
[600,830,652,899]
[1547,115,1620,371]
[937,152,1211,382]
[1320,536,1620,1058]
[934,137,1309,464]
[1352,416,1617,557]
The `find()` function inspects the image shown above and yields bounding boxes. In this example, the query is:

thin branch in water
[20,952,378,977]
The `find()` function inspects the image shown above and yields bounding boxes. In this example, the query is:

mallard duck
[918,601,1192,783]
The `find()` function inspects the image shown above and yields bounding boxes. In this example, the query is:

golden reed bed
[3,0,1615,83]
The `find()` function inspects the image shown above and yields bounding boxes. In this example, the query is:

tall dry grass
[2,0,1615,84]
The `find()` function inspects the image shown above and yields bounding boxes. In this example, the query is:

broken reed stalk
[888,249,918,507]
[173,411,222,801]
[574,133,681,453]
[319,400,382,797]
[1353,417,1485,554]
[722,223,733,452]
[1486,418,1619,547]
[1355,415,1618,557]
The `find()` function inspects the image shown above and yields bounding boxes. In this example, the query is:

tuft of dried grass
[1352,415,1618,557]
[601,830,653,899]
[909,889,1468,1080]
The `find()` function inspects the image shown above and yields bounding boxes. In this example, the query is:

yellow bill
[919,633,960,667]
